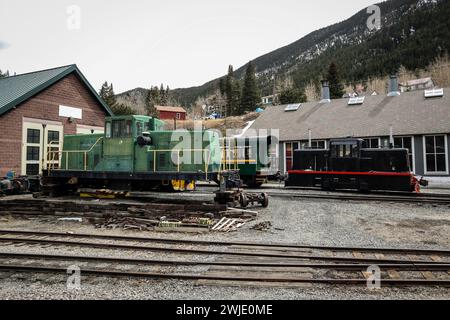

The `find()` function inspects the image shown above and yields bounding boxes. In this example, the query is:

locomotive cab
[329,138,363,172]
[102,115,165,172]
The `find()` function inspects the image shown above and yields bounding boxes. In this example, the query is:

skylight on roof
[348,96,365,105]
[284,103,301,112]
[424,88,444,99]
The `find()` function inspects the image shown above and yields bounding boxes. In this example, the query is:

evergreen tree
[219,78,226,96]
[240,61,261,113]
[146,86,160,117]
[278,87,307,104]
[225,65,241,117]
[231,81,242,116]
[99,81,133,115]
[159,83,167,105]
[111,103,134,115]
[0,69,9,78]
[99,81,117,107]
[326,62,345,99]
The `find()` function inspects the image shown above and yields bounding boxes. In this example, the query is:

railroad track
[0,229,448,287]
[266,191,450,204]
[197,184,450,204]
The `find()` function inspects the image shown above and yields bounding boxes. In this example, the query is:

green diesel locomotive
[43,115,222,192]
[42,115,276,194]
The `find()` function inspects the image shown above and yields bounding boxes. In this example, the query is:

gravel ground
[0,196,449,300]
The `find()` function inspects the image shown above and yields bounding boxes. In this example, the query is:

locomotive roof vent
[284,103,301,112]
[424,88,444,99]
[348,96,365,105]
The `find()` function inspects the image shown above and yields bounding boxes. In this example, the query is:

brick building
[155,105,186,121]
[0,65,113,177]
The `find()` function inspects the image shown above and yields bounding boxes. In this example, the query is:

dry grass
[344,54,450,95]
[164,112,260,135]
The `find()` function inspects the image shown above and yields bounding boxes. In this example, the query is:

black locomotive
[286,138,423,192]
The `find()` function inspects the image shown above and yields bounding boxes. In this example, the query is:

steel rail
[0,263,449,287]
[0,229,448,256]
[283,188,450,199]
[200,183,450,198]
[267,191,450,204]
[0,236,445,264]
[0,251,449,271]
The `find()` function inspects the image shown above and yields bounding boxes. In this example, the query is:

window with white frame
[394,137,414,172]
[176,113,181,120]
[284,142,299,171]
[362,138,380,149]
[299,140,327,150]
[285,140,326,172]
[424,135,448,174]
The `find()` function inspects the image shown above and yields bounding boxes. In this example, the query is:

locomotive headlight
[137,135,152,147]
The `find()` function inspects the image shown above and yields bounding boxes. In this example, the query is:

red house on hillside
[155,105,186,121]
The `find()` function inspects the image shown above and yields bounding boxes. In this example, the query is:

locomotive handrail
[46,137,104,172]
[219,145,258,172]
[149,148,212,180]
[45,140,61,171]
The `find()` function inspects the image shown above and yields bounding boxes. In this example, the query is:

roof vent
[348,96,365,105]
[388,75,401,97]
[424,88,444,99]
[320,80,331,103]
[284,103,301,112]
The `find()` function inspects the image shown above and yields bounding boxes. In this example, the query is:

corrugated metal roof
[0,64,113,116]
[247,89,450,141]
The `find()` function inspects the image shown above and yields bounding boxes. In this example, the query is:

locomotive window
[105,122,111,138]
[334,143,357,158]
[112,120,130,138]
[136,122,143,136]
[112,120,121,138]
[125,120,132,138]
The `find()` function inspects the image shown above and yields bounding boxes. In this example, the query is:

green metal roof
[0,64,113,116]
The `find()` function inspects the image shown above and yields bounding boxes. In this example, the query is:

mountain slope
[117,0,450,109]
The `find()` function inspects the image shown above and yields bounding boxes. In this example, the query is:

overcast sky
[0,0,377,93]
